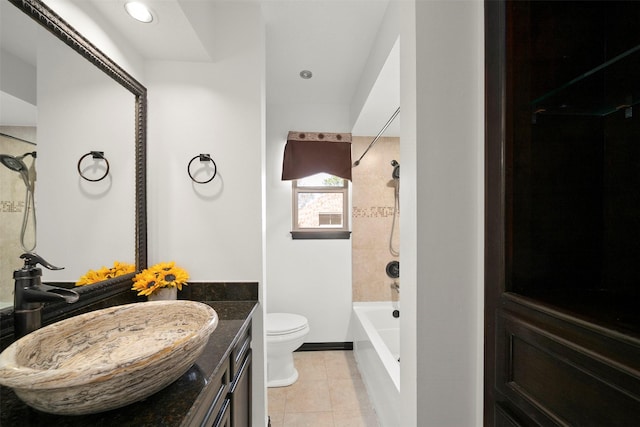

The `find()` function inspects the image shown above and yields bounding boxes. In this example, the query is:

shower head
[0,152,36,186]
[391,160,400,179]
[0,154,27,172]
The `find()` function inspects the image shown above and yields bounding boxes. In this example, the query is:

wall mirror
[0,0,147,316]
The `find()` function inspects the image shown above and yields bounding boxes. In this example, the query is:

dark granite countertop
[0,300,257,427]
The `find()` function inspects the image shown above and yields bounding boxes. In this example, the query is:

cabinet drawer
[229,350,252,427]
[230,322,251,378]
[186,360,229,427]
[211,399,230,427]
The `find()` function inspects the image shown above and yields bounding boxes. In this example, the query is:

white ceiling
[88,0,215,62]
[262,0,389,106]
[1,0,38,126]
[85,0,398,135]
[2,0,400,136]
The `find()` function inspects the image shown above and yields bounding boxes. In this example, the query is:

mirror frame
[1,0,147,320]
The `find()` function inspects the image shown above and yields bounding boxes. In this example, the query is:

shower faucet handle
[20,252,64,271]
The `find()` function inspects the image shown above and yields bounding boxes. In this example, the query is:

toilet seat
[267,313,308,336]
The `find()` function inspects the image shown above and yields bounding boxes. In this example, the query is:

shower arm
[353,107,400,167]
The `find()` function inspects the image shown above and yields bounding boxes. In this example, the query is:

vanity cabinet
[229,323,252,427]
[194,361,230,427]
[210,399,230,427]
[196,321,252,427]
[485,1,640,425]
[0,288,258,427]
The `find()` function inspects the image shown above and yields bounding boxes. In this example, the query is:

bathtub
[352,302,400,427]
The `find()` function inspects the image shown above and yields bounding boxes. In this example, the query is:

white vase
[147,287,177,301]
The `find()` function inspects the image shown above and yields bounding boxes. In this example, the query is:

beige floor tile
[269,412,285,427]
[332,409,380,427]
[269,386,287,414]
[283,411,334,427]
[323,351,360,379]
[268,351,380,427]
[284,379,332,413]
[293,351,326,362]
[293,351,328,381]
[328,378,371,412]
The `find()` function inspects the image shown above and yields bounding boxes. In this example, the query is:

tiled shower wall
[351,136,400,302]
[0,127,36,306]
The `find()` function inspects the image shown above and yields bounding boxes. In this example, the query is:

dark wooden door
[485,2,640,425]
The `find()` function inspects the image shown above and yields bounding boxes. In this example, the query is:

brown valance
[281,131,352,181]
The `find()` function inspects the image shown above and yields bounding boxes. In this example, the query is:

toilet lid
[267,313,308,336]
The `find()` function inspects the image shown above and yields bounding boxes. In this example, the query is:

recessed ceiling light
[124,1,154,23]
[299,70,313,79]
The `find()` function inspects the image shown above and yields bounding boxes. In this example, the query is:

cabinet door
[212,399,231,427]
[190,360,229,427]
[485,1,640,425]
[230,350,252,427]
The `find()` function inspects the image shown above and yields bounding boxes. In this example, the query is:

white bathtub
[352,302,400,427]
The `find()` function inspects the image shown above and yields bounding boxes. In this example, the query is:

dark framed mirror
[0,0,147,330]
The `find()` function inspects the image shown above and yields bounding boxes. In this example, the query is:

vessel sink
[0,300,218,415]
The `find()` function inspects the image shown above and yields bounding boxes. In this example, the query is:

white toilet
[266,312,310,387]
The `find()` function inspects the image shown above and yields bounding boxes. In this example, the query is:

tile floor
[268,350,380,427]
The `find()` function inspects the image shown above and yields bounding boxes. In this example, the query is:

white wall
[10,1,145,281]
[0,51,36,106]
[266,103,353,343]
[145,9,263,282]
[145,59,264,280]
[36,2,269,425]
[400,0,484,426]
[37,29,135,280]
[144,4,266,425]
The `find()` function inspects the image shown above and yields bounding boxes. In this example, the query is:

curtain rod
[0,132,37,146]
[353,106,400,167]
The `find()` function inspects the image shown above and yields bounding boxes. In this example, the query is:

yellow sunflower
[76,261,136,286]
[131,262,189,296]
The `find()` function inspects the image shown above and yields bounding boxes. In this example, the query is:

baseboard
[297,342,353,351]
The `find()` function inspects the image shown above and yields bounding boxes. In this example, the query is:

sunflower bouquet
[76,261,136,286]
[131,262,189,297]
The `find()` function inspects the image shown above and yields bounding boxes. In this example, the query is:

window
[292,173,350,239]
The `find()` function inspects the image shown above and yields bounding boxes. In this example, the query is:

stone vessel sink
[0,300,218,415]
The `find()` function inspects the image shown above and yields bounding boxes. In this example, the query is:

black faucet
[13,253,79,339]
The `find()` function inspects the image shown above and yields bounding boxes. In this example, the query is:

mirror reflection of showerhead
[0,154,27,172]
[0,152,38,251]
[391,160,400,179]
[0,152,36,187]
[1,154,28,187]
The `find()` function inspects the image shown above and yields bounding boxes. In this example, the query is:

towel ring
[77,151,109,182]
[188,154,217,184]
